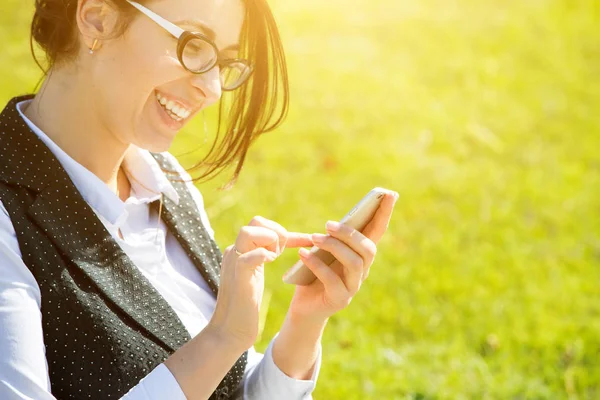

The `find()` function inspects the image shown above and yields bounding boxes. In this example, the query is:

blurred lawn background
[2,0,600,398]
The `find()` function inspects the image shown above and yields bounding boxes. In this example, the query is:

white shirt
[0,100,320,400]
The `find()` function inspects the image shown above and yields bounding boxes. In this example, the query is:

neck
[23,66,130,199]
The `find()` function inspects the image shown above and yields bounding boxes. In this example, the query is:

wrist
[280,310,328,350]
[286,309,329,331]
[272,312,326,380]
[164,323,248,398]
[204,322,254,354]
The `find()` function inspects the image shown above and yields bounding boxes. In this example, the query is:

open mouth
[154,90,192,123]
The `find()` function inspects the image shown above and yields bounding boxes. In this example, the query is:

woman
[0,0,398,398]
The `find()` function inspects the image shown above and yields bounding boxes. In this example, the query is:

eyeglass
[126,0,253,91]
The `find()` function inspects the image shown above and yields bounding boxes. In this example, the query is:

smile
[155,91,192,122]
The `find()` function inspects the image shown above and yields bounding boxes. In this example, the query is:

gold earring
[89,39,99,55]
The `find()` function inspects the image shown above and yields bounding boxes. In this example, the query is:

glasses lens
[220,61,253,90]
[182,37,217,73]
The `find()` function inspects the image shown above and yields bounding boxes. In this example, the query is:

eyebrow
[174,19,240,51]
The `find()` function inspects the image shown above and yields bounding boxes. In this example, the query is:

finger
[299,248,349,302]
[361,192,398,244]
[248,216,288,254]
[285,232,314,249]
[362,263,372,282]
[236,225,280,254]
[324,222,378,271]
[310,234,363,294]
[221,245,239,288]
[236,247,279,271]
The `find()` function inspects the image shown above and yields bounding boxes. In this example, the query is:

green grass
[2,0,600,398]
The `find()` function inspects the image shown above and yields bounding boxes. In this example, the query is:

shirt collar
[16,99,180,226]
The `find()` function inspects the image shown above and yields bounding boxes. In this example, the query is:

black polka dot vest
[0,95,248,399]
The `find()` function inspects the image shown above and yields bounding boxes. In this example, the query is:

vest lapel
[149,155,222,296]
[1,95,248,398]
[0,96,191,353]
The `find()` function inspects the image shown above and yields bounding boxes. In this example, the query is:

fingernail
[312,233,327,244]
[298,248,310,258]
[326,221,340,232]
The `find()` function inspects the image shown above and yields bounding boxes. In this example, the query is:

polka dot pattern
[0,95,247,399]
[150,152,248,398]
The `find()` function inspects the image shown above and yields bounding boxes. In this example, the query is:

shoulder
[155,151,201,199]
[156,151,195,180]
[155,151,216,239]
[0,95,34,130]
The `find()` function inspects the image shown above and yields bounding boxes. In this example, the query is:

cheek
[95,36,179,138]
[95,50,146,133]
[108,35,170,93]
[123,22,183,81]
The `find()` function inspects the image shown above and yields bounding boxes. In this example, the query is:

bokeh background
[2,0,600,398]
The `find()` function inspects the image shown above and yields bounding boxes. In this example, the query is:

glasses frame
[126,0,253,91]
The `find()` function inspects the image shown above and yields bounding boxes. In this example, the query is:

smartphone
[282,187,390,285]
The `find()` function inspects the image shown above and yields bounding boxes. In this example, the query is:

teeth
[156,91,192,122]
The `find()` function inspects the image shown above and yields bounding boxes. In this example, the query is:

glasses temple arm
[126,0,184,39]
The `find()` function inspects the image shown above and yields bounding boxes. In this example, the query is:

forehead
[148,0,244,48]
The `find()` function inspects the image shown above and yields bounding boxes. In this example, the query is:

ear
[76,0,121,50]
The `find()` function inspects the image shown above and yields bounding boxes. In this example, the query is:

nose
[191,66,222,108]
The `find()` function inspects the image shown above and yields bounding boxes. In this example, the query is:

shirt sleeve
[0,200,186,400]
[241,334,322,400]
[121,364,187,400]
[0,200,54,400]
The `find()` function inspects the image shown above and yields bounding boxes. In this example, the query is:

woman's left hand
[287,190,399,322]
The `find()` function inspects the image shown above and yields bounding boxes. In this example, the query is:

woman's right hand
[207,216,313,349]
[164,217,312,398]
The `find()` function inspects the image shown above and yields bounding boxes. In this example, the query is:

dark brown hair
[30,0,289,188]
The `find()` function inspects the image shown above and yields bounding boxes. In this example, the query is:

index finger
[285,232,314,249]
[248,215,289,253]
[361,192,398,244]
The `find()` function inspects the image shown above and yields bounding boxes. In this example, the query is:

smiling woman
[0,0,398,399]
[30,0,288,184]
